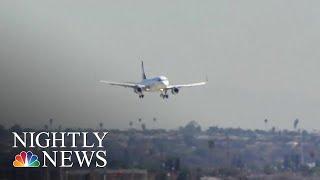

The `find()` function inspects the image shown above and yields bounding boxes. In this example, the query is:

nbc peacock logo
[13,151,40,167]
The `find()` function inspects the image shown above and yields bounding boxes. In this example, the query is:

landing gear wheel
[139,94,144,98]
[161,94,169,99]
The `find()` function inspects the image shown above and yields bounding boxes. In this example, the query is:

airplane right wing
[100,80,144,88]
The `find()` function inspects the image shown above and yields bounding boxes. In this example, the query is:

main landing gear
[139,94,145,99]
[160,91,169,99]
[160,94,169,99]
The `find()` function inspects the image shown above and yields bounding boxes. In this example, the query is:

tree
[264,118,268,131]
[294,118,299,130]
[152,117,157,129]
[208,140,215,149]
[141,123,146,131]
[99,122,103,130]
[0,124,5,131]
[182,121,201,135]
[10,124,22,132]
[0,124,7,136]
[271,126,276,133]
[49,118,53,130]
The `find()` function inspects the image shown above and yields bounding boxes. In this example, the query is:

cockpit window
[155,76,167,81]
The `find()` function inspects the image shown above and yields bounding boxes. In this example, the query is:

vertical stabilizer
[141,61,147,80]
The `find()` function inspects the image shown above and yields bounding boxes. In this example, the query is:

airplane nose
[163,80,169,86]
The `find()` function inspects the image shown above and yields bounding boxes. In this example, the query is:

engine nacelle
[171,87,179,95]
[134,87,143,94]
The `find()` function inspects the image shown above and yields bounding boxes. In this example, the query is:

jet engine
[134,87,143,94]
[171,87,179,95]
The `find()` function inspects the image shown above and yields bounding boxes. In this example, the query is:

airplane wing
[100,80,144,88]
[166,81,206,89]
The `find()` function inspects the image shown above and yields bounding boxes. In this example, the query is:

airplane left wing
[100,80,143,88]
[166,81,206,89]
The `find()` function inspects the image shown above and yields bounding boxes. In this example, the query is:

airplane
[100,61,207,99]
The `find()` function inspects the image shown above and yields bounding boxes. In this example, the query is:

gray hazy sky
[0,0,319,130]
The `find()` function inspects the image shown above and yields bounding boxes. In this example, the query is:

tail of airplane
[141,61,147,80]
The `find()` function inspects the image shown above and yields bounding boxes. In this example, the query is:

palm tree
[141,123,146,131]
[58,125,62,131]
[264,118,268,131]
[49,118,53,130]
[152,117,157,129]
[99,122,103,131]
[294,118,299,130]
[129,121,133,129]
[271,126,276,133]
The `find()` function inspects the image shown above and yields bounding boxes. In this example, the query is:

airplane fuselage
[139,76,169,92]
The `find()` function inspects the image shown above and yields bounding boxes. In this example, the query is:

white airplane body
[100,61,206,99]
